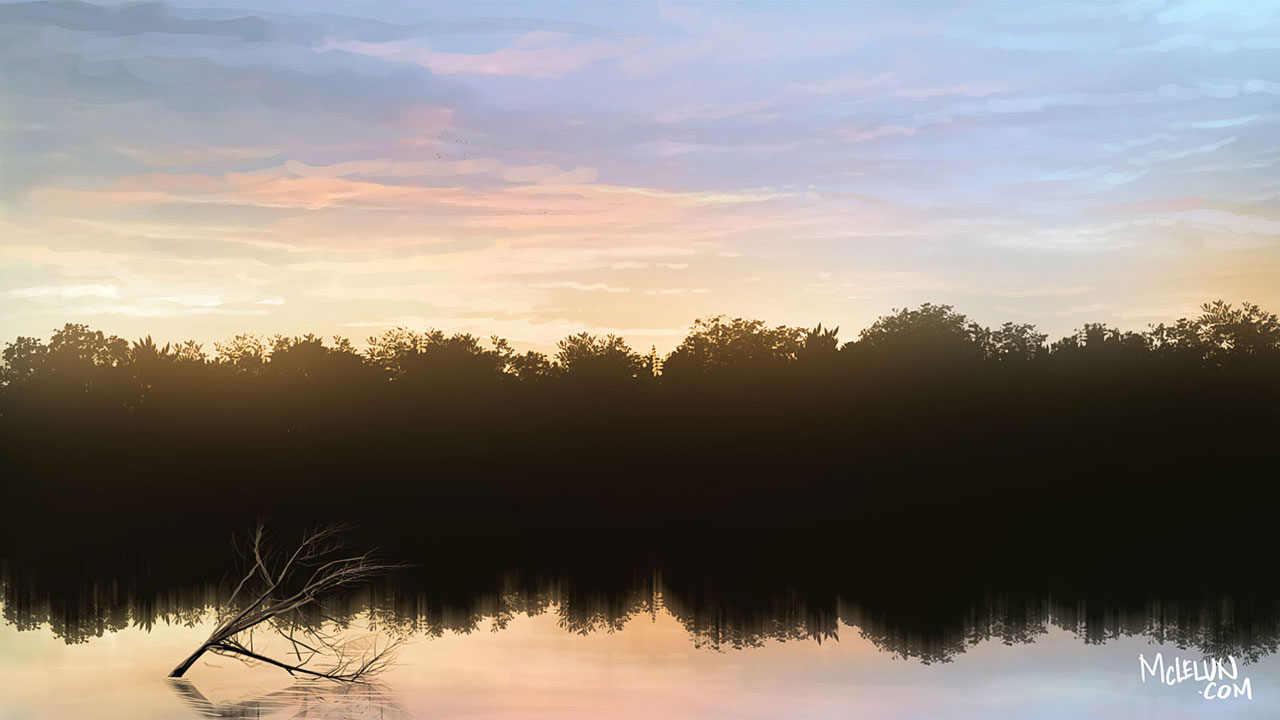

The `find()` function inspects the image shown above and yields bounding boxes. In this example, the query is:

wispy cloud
[320,34,642,79]
[533,281,631,293]
[11,284,120,300]
[992,285,1092,298]
[3,0,1278,349]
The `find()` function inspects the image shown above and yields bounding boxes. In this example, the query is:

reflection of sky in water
[2,606,1276,719]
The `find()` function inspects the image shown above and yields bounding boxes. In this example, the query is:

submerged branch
[168,522,403,682]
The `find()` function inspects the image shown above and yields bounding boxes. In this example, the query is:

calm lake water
[2,598,1277,720]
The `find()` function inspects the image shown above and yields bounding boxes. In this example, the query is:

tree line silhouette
[2,299,1277,528]
[7,532,1279,666]
[4,301,1277,678]
[4,300,1278,396]
[3,299,1277,415]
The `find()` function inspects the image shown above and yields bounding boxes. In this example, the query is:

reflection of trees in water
[6,573,1279,665]
[849,596,1280,665]
[0,579,218,644]
[364,578,663,638]
[170,678,410,720]
[847,598,1054,664]
[4,300,1278,669]
[3,301,1277,673]
[664,589,840,650]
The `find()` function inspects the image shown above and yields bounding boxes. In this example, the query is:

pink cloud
[321,34,643,79]
[838,125,918,143]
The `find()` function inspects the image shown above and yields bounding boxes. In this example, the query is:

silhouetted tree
[46,323,129,370]
[215,333,268,374]
[507,350,556,382]
[267,335,367,380]
[1147,301,1280,369]
[845,304,988,372]
[364,327,434,379]
[663,316,804,382]
[0,324,131,411]
[364,328,507,388]
[0,335,48,388]
[800,324,840,359]
[988,322,1048,363]
[555,332,646,384]
[403,333,505,386]
[1050,323,1149,368]
[128,335,208,408]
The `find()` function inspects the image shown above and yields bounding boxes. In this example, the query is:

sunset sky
[2,0,1277,352]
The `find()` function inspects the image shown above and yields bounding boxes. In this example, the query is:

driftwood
[169,523,402,681]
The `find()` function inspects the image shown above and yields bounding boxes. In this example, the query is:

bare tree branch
[169,522,404,682]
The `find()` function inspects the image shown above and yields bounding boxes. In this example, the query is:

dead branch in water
[169,522,403,681]
[169,676,412,719]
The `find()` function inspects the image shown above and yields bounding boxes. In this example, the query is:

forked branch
[169,522,402,682]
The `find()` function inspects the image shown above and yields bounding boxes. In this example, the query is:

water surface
[3,594,1276,720]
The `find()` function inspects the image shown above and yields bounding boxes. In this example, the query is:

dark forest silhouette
[4,299,1277,402]
[3,300,1276,420]
[2,298,1278,534]
[2,300,1278,665]
[6,534,1280,666]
